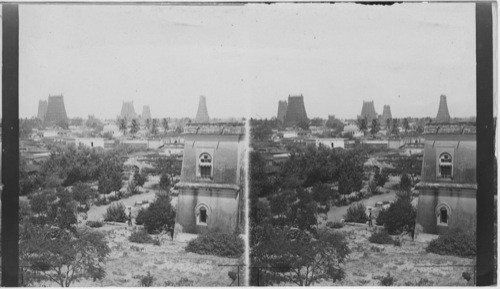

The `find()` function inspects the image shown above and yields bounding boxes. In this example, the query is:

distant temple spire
[142,105,152,119]
[37,100,48,121]
[359,100,377,123]
[195,95,210,123]
[44,95,68,125]
[435,95,451,123]
[381,105,392,124]
[283,94,308,127]
[276,100,288,124]
[120,101,136,119]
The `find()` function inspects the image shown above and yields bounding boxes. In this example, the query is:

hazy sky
[19,3,476,119]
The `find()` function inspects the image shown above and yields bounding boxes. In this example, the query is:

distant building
[175,123,245,235]
[314,138,346,149]
[75,137,105,148]
[359,101,378,123]
[435,95,452,123]
[44,95,68,125]
[37,100,48,121]
[120,101,137,119]
[277,100,288,124]
[194,95,210,123]
[414,123,476,238]
[381,105,392,125]
[141,105,152,120]
[283,95,308,127]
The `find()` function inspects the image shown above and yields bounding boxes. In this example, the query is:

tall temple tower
[276,100,288,124]
[435,95,451,123]
[44,95,68,125]
[283,95,308,127]
[37,100,48,121]
[141,105,152,120]
[381,105,392,124]
[195,95,210,123]
[359,101,378,123]
[120,101,136,119]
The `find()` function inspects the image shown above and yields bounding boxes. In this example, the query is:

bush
[426,228,476,257]
[134,171,148,187]
[128,181,141,196]
[134,271,155,287]
[369,230,395,245]
[103,203,128,223]
[135,208,146,225]
[86,220,103,228]
[185,233,244,258]
[129,229,155,244]
[376,208,388,226]
[380,272,395,286]
[326,221,344,229]
[141,193,176,234]
[344,203,369,224]
[374,171,389,187]
[380,198,416,235]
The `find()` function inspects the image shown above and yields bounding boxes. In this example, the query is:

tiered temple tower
[359,101,378,123]
[283,95,308,127]
[381,105,392,124]
[120,101,136,119]
[37,100,48,121]
[142,105,152,120]
[276,100,288,124]
[435,95,451,123]
[195,95,210,123]
[44,95,68,125]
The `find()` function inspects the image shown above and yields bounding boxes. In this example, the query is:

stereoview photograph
[17,5,247,286]
[248,2,490,286]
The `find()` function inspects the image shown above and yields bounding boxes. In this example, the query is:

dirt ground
[319,225,474,286]
[34,224,243,287]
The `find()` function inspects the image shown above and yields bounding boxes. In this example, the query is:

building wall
[76,138,105,148]
[415,186,476,235]
[175,187,240,234]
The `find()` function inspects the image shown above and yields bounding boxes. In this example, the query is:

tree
[141,192,176,234]
[150,119,159,136]
[97,155,123,195]
[118,118,128,136]
[325,118,344,136]
[133,170,148,187]
[376,197,416,235]
[297,120,310,131]
[370,119,380,137]
[159,174,171,193]
[251,228,349,286]
[130,119,140,138]
[394,155,422,185]
[390,118,399,135]
[250,119,274,142]
[402,118,410,134]
[72,182,97,209]
[20,225,110,287]
[144,118,151,131]
[310,117,324,127]
[162,118,169,134]
[338,151,364,196]
[357,117,368,136]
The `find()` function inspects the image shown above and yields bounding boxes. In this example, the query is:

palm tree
[118,118,128,136]
[144,118,151,131]
[130,119,140,138]
[357,116,368,136]
[391,118,399,135]
[162,118,169,134]
[402,118,410,135]
[370,119,380,137]
[151,118,159,137]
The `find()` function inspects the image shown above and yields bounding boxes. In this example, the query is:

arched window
[199,153,212,179]
[195,203,210,226]
[436,203,451,226]
[439,153,453,179]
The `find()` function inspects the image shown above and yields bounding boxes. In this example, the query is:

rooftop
[183,123,245,135]
[423,123,476,135]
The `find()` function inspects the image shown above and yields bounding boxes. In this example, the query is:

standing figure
[368,208,373,228]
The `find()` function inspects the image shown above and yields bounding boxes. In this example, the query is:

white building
[314,138,346,149]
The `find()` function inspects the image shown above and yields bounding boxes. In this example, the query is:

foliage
[150,118,159,136]
[134,271,155,287]
[28,189,78,231]
[268,188,318,231]
[310,117,324,127]
[374,170,389,187]
[402,118,410,134]
[86,220,103,228]
[185,232,244,258]
[250,151,276,197]
[338,151,364,196]
[118,118,128,135]
[20,225,110,287]
[326,221,344,229]
[426,228,476,257]
[344,203,369,224]
[129,229,156,244]
[103,203,128,223]
[397,174,412,199]
[162,118,169,133]
[357,117,368,135]
[72,182,97,208]
[159,174,171,192]
[377,198,416,235]
[140,192,176,234]
[133,170,148,187]
[296,119,310,131]
[369,230,396,245]
[98,154,123,195]
[380,272,395,286]
[390,118,399,135]
[325,117,344,135]
[370,119,380,136]
[164,277,194,286]
[130,119,140,137]
[250,118,276,142]
[251,227,350,286]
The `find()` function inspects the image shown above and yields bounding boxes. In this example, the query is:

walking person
[368,207,373,228]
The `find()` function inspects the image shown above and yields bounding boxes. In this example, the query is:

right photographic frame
[248,2,496,286]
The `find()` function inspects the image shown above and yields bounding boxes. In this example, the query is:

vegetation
[326,221,345,229]
[139,192,176,234]
[344,203,369,224]
[133,170,148,187]
[186,233,244,258]
[376,198,416,235]
[86,220,103,228]
[104,202,128,223]
[426,228,476,257]
[134,271,155,287]
[129,229,157,244]
[380,272,395,286]
[369,230,396,245]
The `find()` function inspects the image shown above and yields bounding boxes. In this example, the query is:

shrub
[374,171,389,187]
[426,228,476,257]
[134,171,148,187]
[86,220,103,228]
[369,230,395,245]
[326,221,344,229]
[380,198,416,235]
[103,203,127,223]
[344,203,369,224]
[380,272,395,286]
[368,180,379,195]
[141,192,176,234]
[376,208,388,226]
[134,271,154,287]
[164,278,194,286]
[128,181,141,196]
[185,233,244,258]
[129,229,155,244]
[135,208,146,225]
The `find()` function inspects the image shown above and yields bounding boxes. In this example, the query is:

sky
[18,3,476,120]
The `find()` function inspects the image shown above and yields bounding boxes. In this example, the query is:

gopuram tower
[435,95,451,123]
[276,100,288,124]
[283,95,308,127]
[44,95,68,125]
[359,101,378,123]
[195,95,210,123]
[120,101,137,119]
[142,105,152,120]
[37,100,48,121]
